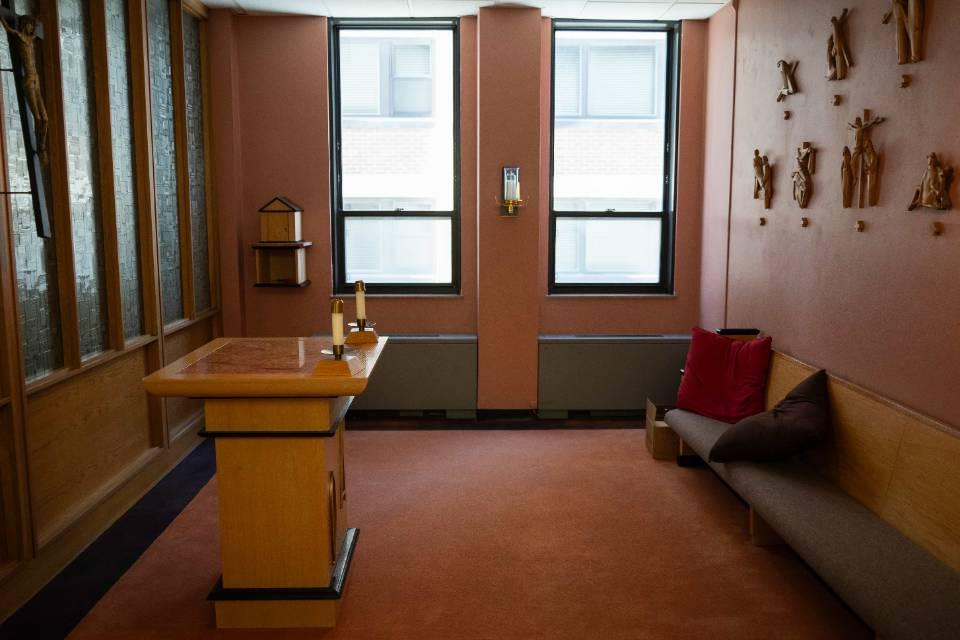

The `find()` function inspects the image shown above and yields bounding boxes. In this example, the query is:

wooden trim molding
[181,0,208,20]
[23,338,158,397]
[169,0,196,322]
[128,0,169,447]
[162,307,219,337]
[42,1,82,369]
[89,0,126,353]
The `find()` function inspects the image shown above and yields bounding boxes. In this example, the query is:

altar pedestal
[144,337,386,628]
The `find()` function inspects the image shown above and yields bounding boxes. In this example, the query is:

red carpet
[68,430,869,639]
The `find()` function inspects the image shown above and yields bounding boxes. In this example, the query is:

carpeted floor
[67,430,870,640]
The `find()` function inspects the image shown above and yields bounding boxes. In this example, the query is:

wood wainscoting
[0,314,218,622]
[766,352,960,574]
[0,0,221,621]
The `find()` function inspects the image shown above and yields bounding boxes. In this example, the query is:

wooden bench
[665,350,960,640]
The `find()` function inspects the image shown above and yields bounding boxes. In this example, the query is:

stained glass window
[106,0,144,339]
[2,0,63,378]
[183,11,210,313]
[59,0,109,358]
[147,0,183,324]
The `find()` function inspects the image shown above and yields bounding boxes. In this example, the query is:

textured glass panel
[59,0,109,358]
[554,218,661,284]
[183,12,210,312]
[553,31,667,213]
[106,0,144,339]
[2,7,63,379]
[148,0,182,324]
[344,217,451,284]
[339,30,453,210]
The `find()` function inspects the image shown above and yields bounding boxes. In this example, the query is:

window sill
[330,294,463,299]
[545,293,677,299]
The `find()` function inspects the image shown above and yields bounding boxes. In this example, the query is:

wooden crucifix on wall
[0,4,51,238]
[847,109,885,208]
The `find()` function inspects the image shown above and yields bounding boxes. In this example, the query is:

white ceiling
[202,0,728,21]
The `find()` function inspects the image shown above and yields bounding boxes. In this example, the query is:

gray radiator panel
[351,335,477,411]
[538,335,690,411]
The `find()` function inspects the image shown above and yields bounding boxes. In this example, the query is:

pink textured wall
[208,12,478,338]
[208,9,709,408]
[538,20,707,335]
[698,4,737,330]
[476,8,543,408]
[720,0,960,427]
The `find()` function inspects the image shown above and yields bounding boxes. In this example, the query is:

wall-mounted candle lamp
[495,166,526,216]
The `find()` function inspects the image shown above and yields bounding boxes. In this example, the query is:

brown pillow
[708,369,831,463]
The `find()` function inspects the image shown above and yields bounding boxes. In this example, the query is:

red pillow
[677,328,772,423]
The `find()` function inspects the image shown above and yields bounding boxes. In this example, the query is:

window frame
[548,20,680,296]
[328,18,461,296]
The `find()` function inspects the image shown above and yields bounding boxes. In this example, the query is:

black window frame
[329,17,461,296]
[548,20,680,296]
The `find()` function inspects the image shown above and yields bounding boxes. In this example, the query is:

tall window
[330,19,459,294]
[549,22,678,294]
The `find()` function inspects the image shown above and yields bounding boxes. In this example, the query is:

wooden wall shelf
[254,280,312,289]
[253,241,312,287]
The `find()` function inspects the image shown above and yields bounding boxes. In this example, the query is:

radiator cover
[350,334,477,411]
[538,335,690,412]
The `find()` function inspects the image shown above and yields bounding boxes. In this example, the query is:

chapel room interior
[0,0,958,638]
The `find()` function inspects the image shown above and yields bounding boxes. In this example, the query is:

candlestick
[331,298,344,359]
[355,280,366,330]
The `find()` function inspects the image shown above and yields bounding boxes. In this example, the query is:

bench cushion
[664,409,960,640]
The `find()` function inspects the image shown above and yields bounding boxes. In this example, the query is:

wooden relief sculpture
[1,14,47,164]
[776,60,798,102]
[841,147,854,208]
[792,143,817,208]
[753,150,774,209]
[908,153,954,211]
[827,9,853,80]
[847,110,885,207]
[882,0,924,64]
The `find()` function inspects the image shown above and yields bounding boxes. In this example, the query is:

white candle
[504,170,519,201]
[331,298,344,346]
[355,280,366,320]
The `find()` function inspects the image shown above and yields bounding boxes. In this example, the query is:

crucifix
[847,109,885,208]
[0,4,51,238]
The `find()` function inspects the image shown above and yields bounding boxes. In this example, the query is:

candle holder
[494,196,526,217]
[346,319,380,345]
[317,344,362,376]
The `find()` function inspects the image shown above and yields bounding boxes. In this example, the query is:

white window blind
[392,44,432,116]
[587,46,655,117]
[555,45,581,116]
[341,40,380,115]
[393,44,431,76]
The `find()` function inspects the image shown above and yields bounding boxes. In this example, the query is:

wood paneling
[26,349,152,548]
[163,314,214,440]
[0,423,201,622]
[766,351,960,573]
[882,424,960,572]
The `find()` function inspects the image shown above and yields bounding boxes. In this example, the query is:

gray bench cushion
[664,409,960,640]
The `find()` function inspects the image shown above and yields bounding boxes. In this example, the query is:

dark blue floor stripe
[0,439,216,640]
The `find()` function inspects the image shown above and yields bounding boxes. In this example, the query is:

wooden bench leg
[676,438,704,467]
[749,507,785,546]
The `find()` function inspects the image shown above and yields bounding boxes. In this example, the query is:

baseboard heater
[348,334,477,419]
[537,334,691,419]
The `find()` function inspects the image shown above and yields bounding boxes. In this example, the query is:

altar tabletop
[143,337,387,398]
